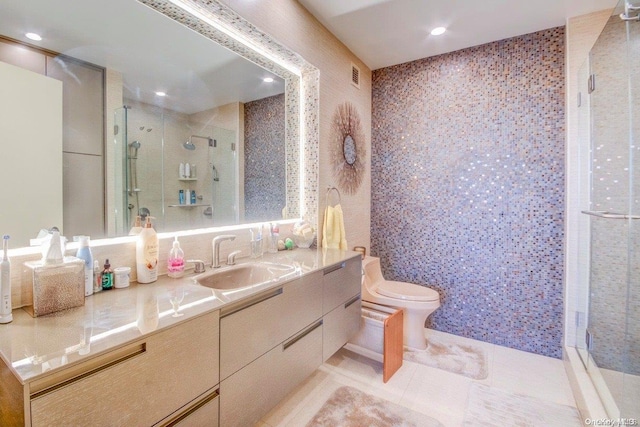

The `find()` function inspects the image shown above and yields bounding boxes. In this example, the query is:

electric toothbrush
[0,235,13,323]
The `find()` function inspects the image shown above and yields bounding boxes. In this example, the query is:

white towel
[322,204,347,250]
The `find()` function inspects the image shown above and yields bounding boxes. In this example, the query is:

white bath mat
[463,383,582,426]
[306,386,443,427]
[403,335,488,379]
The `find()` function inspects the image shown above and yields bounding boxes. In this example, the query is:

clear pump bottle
[167,237,185,278]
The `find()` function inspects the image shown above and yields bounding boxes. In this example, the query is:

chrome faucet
[212,235,236,268]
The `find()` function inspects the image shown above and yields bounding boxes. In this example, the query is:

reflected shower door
[113,106,128,235]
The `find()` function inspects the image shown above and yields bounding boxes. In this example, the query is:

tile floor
[257,329,578,427]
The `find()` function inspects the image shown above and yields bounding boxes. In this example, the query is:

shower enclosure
[575,1,639,419]
[112,103,238,235]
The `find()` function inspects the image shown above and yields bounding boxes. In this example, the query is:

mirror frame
[11,0,319,253]
[140,0,319,228]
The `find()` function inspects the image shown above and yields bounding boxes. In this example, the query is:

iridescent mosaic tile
[371,27,566,358]
[244,94,286,221]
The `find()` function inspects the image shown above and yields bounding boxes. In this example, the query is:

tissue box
[22,257,85,317]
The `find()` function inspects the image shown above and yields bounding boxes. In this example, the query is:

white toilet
[361,256,440,350]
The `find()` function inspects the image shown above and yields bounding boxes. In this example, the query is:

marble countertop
[0,248,360,385]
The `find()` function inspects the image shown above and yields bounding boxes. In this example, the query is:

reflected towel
[322,204,347,250]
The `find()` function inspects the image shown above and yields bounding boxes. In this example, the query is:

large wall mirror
[0,0,304,247]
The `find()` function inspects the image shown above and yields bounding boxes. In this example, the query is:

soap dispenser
[136,217,158,283]
[167,237,185,279]
[129,216,143,235]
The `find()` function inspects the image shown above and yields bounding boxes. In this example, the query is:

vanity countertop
[0,248,361,384]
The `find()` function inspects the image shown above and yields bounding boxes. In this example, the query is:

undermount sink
[194,262,297,291]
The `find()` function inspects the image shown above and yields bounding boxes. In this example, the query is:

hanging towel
[322,204,348,250]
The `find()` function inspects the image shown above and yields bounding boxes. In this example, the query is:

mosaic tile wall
[244,94,287,221]
[371,27,566,358]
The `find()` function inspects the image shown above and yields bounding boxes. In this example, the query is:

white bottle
[75,235,94,296]
[136,217,158,283]
[185,163,191,179]
[179,163,185,179]
[0,235,12,324]
[128,215,143,235]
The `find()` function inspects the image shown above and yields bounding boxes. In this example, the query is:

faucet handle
[227,250,242,266]
[187,259,206,273]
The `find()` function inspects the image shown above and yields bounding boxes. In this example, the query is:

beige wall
[0,62,63,248]
[222,0,373,251]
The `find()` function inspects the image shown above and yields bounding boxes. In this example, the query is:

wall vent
[351,63,360,89]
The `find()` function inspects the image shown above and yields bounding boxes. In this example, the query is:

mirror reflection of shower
[126,115,153,224]
[182,136,219,219]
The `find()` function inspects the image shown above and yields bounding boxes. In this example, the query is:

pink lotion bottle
[167,237,185,278]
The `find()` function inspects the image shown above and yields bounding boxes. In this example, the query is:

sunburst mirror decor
[331,102,366,194]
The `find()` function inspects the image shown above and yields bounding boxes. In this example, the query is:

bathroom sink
[194,262,297,291]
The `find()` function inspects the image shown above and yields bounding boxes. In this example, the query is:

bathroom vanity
[0,249,361,427]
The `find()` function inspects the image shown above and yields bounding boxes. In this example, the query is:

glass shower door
[583,4,640,419]
[622,7,640,419]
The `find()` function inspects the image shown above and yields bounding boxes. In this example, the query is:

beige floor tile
[261,331,581,427]
[490,345,576,406]
[399,363,473,427]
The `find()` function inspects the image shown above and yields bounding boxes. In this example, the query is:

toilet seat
[376,280,439,302]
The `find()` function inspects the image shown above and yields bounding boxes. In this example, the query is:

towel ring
[326,186,341,207]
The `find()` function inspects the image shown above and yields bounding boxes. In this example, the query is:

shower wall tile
[371,27,565,358]
[244,94,287,222]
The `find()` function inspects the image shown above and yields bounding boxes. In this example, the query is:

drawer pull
[323,262,345,275]
[283,320,323,351]
[31,343,146,399]
[344,294,361,309]
[221,287,283,318]
[159,388,220,426]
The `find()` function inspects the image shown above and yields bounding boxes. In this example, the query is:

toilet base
[403,308,428,350]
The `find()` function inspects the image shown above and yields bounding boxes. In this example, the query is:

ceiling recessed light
[263,77,274,83]
[430,27,446,36]
[25,32,42,41]
[155,91,167,97]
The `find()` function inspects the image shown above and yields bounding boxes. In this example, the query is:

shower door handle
[581,210,640,219]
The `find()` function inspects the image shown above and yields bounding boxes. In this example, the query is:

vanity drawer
[156,388,219,427]
[323,294,361,361]
[220,320,323,427]
[220,270,322,380]
[30,311,219,427]
[322,256,361,314]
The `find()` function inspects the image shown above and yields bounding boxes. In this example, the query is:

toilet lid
[377,280,439,302]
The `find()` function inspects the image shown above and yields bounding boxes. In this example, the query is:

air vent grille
[351,63,360,89]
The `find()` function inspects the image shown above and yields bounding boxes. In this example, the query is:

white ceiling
[0,0,284,114]
[298,0,619,70]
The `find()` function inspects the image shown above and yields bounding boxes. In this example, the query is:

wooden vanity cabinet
[219,256,362,427]
[219,270,323,380]
[27,310,220,427]
[322,257,362,361]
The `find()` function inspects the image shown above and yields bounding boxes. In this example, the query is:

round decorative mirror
[343,135,357,165]
[331,102,366,194]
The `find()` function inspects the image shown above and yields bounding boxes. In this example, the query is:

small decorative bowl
[292,220,316,248]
